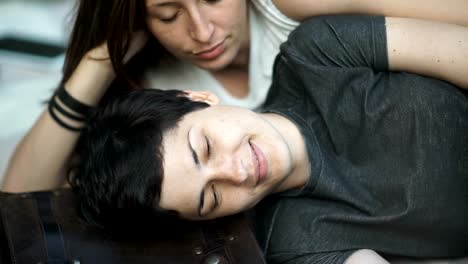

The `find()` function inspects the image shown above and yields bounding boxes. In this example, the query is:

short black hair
[70,89,209,228]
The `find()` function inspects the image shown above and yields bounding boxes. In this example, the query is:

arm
[386,17,468,89]
[391,256,468,264]
[344,249,389,264]
[285,15,468,90]
[273,0,468,26]
[1,55,113,192]
[1,33,147,193]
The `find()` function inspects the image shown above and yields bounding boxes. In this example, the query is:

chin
[194,51,238,72]
[194,60,230,72]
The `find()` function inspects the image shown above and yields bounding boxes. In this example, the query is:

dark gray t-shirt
[255,16,468,264]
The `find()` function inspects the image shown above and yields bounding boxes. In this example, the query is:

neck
[262,113,310,192]
[230,41,250,69]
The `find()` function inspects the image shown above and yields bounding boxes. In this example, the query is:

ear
[184,90,220,106]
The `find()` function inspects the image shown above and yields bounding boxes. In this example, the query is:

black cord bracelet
[56,85,94,117]
[50,96,86,122]
[48,101,84,132]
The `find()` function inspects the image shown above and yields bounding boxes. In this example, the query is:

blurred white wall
[0,0,75,182]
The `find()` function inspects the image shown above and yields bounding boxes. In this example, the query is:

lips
[194,40,225,60]
[249,141,268,185]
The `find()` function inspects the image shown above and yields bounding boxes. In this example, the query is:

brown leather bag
[0,189,266,264]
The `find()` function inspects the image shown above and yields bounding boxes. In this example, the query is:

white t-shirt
[145,0,299,109]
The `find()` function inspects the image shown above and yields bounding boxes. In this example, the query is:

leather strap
[33,192,75,264]
[202,224,225,250]
[200,223,231,263]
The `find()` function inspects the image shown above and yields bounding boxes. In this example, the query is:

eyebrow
[148,1,178,8]
[198,189,205,217]
[188,128,204,216]
[188,128,200,166]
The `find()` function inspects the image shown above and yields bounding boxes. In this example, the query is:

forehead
[177,105,254,125]
[158,116,200,217]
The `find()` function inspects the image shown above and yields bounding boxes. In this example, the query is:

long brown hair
[62,0,168,95]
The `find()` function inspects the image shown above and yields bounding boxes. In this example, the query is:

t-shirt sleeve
[281,15,388,71]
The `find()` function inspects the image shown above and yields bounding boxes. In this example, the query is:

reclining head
[72,88,309,226]
[71,89,209,226]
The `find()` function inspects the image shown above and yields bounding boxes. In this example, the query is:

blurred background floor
[0,0,74,181]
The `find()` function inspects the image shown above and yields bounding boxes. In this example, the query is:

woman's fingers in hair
[123,31,149,63]
[84,31,148,64]
[85,41,111,61]
[183,90,220,106]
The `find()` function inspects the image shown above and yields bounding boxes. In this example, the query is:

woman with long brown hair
[2,0,467,197]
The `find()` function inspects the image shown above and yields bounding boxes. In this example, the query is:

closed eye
[204,0,222,4]
[146,3,180,23]
[212,185,219,210]
[198,185,219,217]
[158,12,179,23]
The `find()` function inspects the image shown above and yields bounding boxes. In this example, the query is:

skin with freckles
[145,0,249,71]
[159,91,310,220]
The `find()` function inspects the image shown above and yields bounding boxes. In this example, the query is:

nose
[207,155,248,185]
[188,8,214,43]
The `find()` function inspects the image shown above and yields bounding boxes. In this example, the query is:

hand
[63,31,149,106]
[123,31,149,64]
[85,30,149,65]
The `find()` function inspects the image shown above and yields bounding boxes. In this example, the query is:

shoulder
[271,0,301,20]
[283,15,386,58]
[256,0,313,23]
[250,0,299,28]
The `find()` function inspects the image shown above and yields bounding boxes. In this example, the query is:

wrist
[82,48,115,72]
[65,57,116,106]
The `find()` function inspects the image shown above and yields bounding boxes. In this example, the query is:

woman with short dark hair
[68,15,467,263]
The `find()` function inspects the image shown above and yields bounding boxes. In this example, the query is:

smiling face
[159,103,310,220]
[145,0,249,71]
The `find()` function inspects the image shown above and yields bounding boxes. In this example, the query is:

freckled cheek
[146,24,186,51]
[224,5,247,32]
